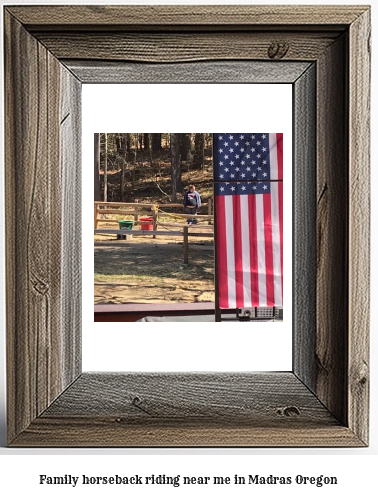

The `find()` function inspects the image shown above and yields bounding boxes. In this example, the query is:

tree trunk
[170,133,182,202]
[94,133,101,201]
[180,133,192,162]
[193,133,205,169]
[152,133,162,151]
[103,133,108,202]
[143,133,150,151]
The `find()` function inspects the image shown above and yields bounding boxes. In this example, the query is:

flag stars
[241,186,246,191]
[229,148,234,153]
[224,142,229,147]
[230,174,235,178]
[219,148,223,153]
[229,135,234,140]
[257,141,261,145]
[263,185,268,190]
[262,147,267,152]
[218,135,223,140]
[262,134,267,139]
[239,135,244,140]
[220,186,225,191]
[230,161,235,166]
[231,186,236,191]
[224,155,229,159]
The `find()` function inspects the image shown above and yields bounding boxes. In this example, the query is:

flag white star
[241,173,246,178]
[219,174,224,179]
[246,141,250,146]
[229,135,234,140]
[263,185,268,190]
[230,161,235,166]
[224,142,228,147]
[220,186,225,191]
[224,167,229,172]
[219,148,223,153]
[240,135,244,140]
[262,147,267,152]
[246,154,250,159]
[253,185,257,190]
[263,172,267,177]
[246,167,251,171]
[234,141,239,146]
[241,186,246,191]
[224,155,229,159]
[257,154,261,158]
[235,154,240,159]
[229,148,234,153]
[219,135,223,140]
[262,134,266,139]
[235,167,240,171]
[257,141,261,146]
[219,161,224,166]
[230,174,235,178]
[231,186,236,191]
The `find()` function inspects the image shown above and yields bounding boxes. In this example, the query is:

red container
[140,217,154,231]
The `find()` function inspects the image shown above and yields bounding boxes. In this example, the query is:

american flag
[214,133,283,309]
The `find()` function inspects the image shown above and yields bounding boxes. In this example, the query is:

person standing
[183,184,201,224]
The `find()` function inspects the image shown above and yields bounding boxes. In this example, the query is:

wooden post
[208,196,212,215]
[94,203,99,229]
[152,205,158,239]
[183,225,189,264]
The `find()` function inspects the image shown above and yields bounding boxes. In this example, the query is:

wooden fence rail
[94,202,214,241]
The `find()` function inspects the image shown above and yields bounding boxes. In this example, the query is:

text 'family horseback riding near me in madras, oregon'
[94,133,283,322]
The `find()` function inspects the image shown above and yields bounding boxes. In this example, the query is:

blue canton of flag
[214,133,272,182]
[215,181,271,196]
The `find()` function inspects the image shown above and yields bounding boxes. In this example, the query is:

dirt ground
[94,232,215,304]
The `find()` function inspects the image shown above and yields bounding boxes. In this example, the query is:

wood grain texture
[38,32,339,63]
[4,5,370,447]
[11,373,363,447]
[60,68,82,389]
[348,9,371,445]
[293,64,317,390]
[7,5,367,29]
[4,12,81,444]
[66,60,312,84]
[316,34,348,426]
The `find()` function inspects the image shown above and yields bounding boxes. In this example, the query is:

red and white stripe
[216,133,283,309]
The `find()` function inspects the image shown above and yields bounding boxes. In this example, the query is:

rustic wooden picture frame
[5,5,370,447]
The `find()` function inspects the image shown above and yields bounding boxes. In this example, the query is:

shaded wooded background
[94,133,213,204]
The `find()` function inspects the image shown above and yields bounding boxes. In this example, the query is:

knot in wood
[268,42,289,59]
[277,406,300,417]
[33,279,49,295]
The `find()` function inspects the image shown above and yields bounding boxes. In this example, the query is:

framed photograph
[5,5,370,446]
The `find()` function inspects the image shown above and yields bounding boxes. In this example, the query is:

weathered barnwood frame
[4,5,370,446]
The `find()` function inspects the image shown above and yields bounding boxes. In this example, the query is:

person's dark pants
[186,207,197,224]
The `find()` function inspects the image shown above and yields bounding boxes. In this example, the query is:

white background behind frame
[84,83,293,372]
